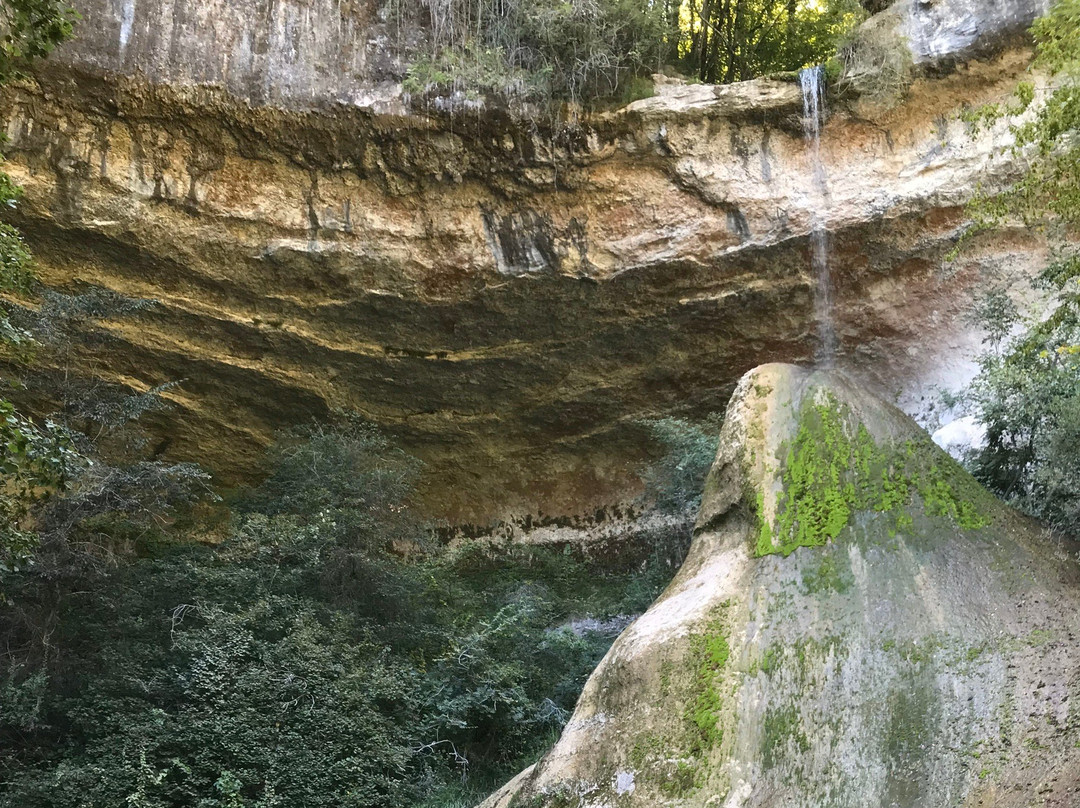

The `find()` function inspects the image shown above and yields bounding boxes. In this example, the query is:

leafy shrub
[965,262,1080,538]
[955,0,1080,538]
[836,11,913,110]
[247,415,423,549]
[0,0,78,82]
[392,0,868,105]
[0,420,683,806]
[392,0,669,104]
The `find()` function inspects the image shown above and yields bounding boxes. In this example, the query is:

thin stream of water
[800,65,837,366]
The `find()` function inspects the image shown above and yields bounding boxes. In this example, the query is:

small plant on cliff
[834,9,913,109]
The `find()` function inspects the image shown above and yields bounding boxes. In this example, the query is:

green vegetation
[1,0,77,591]
[762,706,810,770]
[834,8,913,109]
[0,0,76,82]
[799,550,854,594]
[953,0,1080,539]
[640,414,722,514]
[754,393,990,557]
[762,397,855,555]
[616,605,734,800]
[392,0,671,103]
[0,401,75,589]
[0,416,688,807]
[684,608,731,754]
[679,0,866,85]
[658,759,698,797]
[390,0,867,105]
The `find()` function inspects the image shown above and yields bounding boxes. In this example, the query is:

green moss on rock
[762,705,811,770]
[684,612,731,753]
[658,761,698,798]
[799,550,855,594]
[753,393,991,558]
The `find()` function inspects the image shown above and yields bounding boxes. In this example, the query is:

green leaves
[396,0,671,103]
[1032,0,1080,77]
[957,1,1080,538]
[687,0,866,85]
[966,285,1080,536]
[0,418,678,808]
[640,415,722,513]
[0,399,78,589]
[0,0,78,83]
[0,159,35,347]
[395,0,865,104]
[0,222,33,295]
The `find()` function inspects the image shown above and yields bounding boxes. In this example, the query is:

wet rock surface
[482,363,1080,808]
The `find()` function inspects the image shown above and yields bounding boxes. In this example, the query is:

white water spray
[800,65,837,366]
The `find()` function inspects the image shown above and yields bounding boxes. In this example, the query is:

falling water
[800,65,837,366]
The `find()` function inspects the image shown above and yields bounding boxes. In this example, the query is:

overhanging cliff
[0,0,1053,522]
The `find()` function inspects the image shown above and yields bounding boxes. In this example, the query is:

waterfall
[800,65,837,366]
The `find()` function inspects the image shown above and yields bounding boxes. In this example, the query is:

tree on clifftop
[683,0,866,84]
[0,0,76,82]
[394,0,867,104]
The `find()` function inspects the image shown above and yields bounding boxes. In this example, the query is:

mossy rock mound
[482,363,1080,808]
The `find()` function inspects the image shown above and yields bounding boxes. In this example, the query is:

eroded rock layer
[483,363,1080,808]
[0,9,1050,521]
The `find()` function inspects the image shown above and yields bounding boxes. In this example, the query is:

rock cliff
[481,363,1080,808]
[0,0,1054,521]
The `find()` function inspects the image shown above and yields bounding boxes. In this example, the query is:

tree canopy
[681,0,866,85]
[0,0,76,82]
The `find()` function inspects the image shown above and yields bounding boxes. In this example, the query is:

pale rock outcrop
[482,363,1080,808]
[932,414,987,458]
[902,0,1053,66]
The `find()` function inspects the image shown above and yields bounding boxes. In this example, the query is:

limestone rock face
[901,0,1052,66]
[0,48,1048,521]
[0,0,1056,521]
[483,364,1080,808]
[39,0,408,110]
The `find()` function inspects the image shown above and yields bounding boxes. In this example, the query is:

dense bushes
[683,0,865,85]
[0,415,690,807]
[394,0,670,103]
[640,416,722,514]
[965,270,1080,539]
